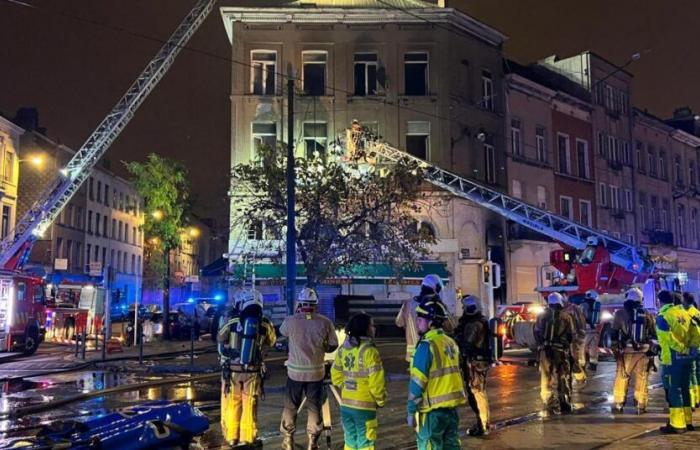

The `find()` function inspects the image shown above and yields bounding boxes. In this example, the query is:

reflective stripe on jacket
[656,304,693,365]
[331,338,387,410]
[408,329,466,414]
[281,312,338,382]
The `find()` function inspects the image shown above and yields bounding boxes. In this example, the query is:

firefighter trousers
[572,336,587,383]
[280,378,324,438]
[539,348,572,412]
[340,406,377,450]
[661,358,693,429]
[416,407,461,450]
[221,370,261,444]
[584,330,600,365]
[462,359,490,430]
[613,352,650,409]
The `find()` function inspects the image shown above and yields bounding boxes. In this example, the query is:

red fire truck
[0,269,46,355]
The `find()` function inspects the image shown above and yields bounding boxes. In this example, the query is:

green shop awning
[229,262,449,285]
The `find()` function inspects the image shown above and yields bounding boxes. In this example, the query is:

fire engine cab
[0,270,45,355]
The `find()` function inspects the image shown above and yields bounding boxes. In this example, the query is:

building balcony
[648,230,674,246]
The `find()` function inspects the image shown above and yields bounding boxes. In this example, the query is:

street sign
[184,275,200,283]
[89,261,103,277]
[54,258,68,270]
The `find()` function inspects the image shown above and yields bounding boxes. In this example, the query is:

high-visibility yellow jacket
[331,338,387,411]
[656,304,694,365]
[687,305,700,349]
[408,329,466,414]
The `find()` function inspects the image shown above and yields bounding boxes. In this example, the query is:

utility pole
[286,78,296,315]
[163,247,171,340]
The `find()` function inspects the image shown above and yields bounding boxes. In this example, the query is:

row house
[0,115,22,240]
[221,0,508,315]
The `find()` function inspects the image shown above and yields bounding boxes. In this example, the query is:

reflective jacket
[331,337,386,411]
[218,315,276,371]
[454,313,490,361]
[686,305,700,350]
[408,329,466,414]
[564,303,586,338]
[396,295,457,361]
[656,304,694,365]
[280,312,338,382]
[534,307,575,351]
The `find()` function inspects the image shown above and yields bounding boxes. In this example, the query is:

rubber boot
[281,435,294,450]
[659,423,686,434]
[307,433,320,450]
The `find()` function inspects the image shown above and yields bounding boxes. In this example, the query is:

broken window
[251,51,276,95]
[404,52,428,96]
[303,122,327,157]
[302,51,327,96]
[354,53,378,96]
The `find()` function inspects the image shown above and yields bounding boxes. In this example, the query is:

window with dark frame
[251,50,276,95]
[404,52,428,96]
[354,53,378,96]
[406,121,430,160]
[303,122,328,157]
[302,51,327,96]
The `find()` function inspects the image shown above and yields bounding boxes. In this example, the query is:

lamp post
[18,154,46,168]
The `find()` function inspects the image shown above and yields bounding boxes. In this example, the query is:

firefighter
[580,290,602,371]
[682,292,700,408]
[656,290,699,433]
[610,287,656,414]
[217,289,276,448]
[280,287,338,450]
[331,313,387,450]
[563,293,588,386]
[395,274,454,362]
[454,294,491,437]
[534,292,576,415]
[407,298,466,450]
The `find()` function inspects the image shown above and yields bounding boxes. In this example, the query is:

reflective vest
[410,329,466,413]
[656,304,693,365]
[331,338,386,411]
[687,305,700,349]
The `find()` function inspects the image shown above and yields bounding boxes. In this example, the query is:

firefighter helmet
[461,294,481,315]
[416,298,448,323]
[296,287,319,312]
[585,290,599,300]
[624,287,643,303]
[421,274,444,294]
[547,292,564,306]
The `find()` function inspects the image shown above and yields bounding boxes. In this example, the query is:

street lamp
[151,210,164,220]
[19,154,45,168]
[188,227,200,238]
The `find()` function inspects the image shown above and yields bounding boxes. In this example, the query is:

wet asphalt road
[0,341,691,449]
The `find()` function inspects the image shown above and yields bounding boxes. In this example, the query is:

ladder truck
[0,0,217,354]
[341,124,657,347]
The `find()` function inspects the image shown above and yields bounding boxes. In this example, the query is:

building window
[94,245,99,263]
[638,192,647,230]
[303,122,328,157]
[627,234,634,244]
[103,216,107,236]
[104,184,109,206]
[112,219,116,239]
[510,118,522,156]
[247,220,263,240]
[102,247,106,269]
[636,141,645,172]
[137,255,142,274]
[625,189,633,212]
[690,161,697,187]
[87,210,93,233]
[560,196,573,220]
[131,254,136,274]
[659,150,667,179]
[481,70,494,110]
[598,132,607,157]
[118,221,123,241]
[648,148,657,176]
[76,207,83,229]
[97,181,102,203]
[535,126,547,163]
[610,185,621,211]
[557,133,570,174]
[599,182,607,207]
[302,51,327,96]
[354,53,378,96]
[405,121,430,160]
[124,226,129,244]
[537,185,547,210]
[608,136,619,162]
[252,123,277,159]
[579,200,592,226]
[88,177,94,201]
[605,85,614,110]
[75,243,81,270]
[95,213,101,237]
[650,196,659,229]
[484,143,496,184]
[674,154,683,186]
[677,204,686,247]
[111,249,115,268]
[512,179,522,199]
[86,244,91,265]
[119,192,124,211]
[576,139,589,179]
[2,147,12,182]
[117,251,122,272]
[1,205,10,239]
[404,52,428,96]
[251,50,276,95]
[622,141,630,165]
[661,198,670,231]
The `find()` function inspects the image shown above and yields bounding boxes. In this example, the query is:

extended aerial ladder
[341,127,654,279]
[0,0,217,269]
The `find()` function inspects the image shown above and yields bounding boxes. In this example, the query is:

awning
[229,261,449,285]
[201,257,227,277]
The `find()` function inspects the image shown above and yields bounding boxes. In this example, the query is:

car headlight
[601,310,614,321]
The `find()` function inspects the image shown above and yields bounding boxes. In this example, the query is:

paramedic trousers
[661,356,693,429]
[340,406,377,450]
[416,408,461,450]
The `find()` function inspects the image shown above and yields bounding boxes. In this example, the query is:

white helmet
[547,292,564,306]
[421,274,444,294]
[296,287,319,312]
[461,294,481,315]
[586,236,599,246]
[235,289,263,311]
[625,287,643,303]
[585,290,599,300]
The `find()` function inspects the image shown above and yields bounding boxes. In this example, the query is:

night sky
[1,0,699,224]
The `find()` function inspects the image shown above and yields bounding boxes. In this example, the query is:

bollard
[81,332,87,360]
[190,326,195,366]
[101,328,107,361]
[138,323,144,366]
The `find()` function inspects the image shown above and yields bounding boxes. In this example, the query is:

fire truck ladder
[0,0,217,268]
[351,134,651,274]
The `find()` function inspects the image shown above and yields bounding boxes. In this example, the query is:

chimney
[13,107,46,134]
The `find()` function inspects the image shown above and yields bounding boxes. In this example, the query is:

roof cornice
[671,129,700,148]
[220,7,507,47]
[0,116,25,135]
[506,73,555,101]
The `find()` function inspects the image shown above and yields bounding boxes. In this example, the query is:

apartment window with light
[406,121,430,160]
[576,139,589,179]
[481,70,494,110]
[251,50,276,95]
[251,123,277,159]
[560,196,573,220]
[599,182,607,207]
[404,52,428,96]
[636,141,645,172]
[354,53,378,96]
[510,118,522,156]
[579,200,592,226]
[302,51,327,96]
[303,122,328,157]
[535,126,547,163]
[537,185,547,210]
[625,189,633,212]
[659,151,667,179]
[557,133,571,174]
[484,143,496,184]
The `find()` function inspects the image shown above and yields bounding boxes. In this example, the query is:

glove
[407,414,416,428]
